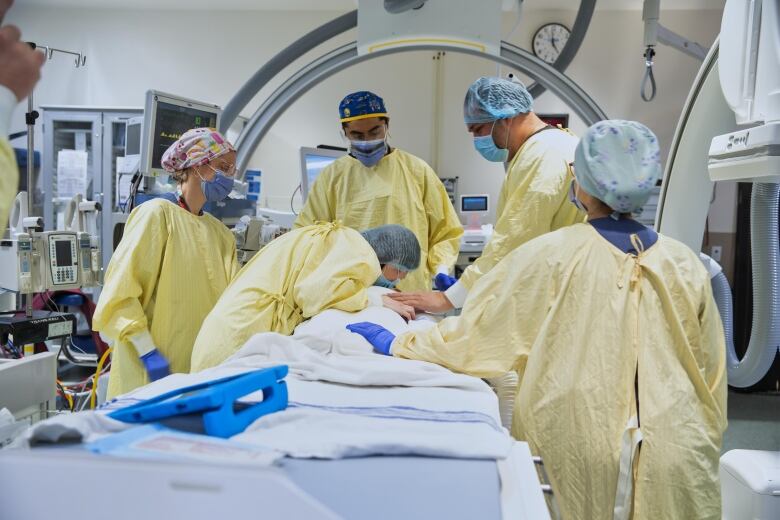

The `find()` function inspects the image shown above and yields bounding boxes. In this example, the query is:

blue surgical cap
[463,77,534,124]
[339,91,388,123]
[574,120,661,214]
[360,225,421,272]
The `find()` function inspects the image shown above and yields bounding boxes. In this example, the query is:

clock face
[532,23,571,65]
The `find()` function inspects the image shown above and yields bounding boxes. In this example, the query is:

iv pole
[22,42,86,318]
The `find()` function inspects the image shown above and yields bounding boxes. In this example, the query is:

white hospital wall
[6,5,722,225]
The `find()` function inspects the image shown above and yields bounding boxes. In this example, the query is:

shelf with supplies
[439,176,458,206]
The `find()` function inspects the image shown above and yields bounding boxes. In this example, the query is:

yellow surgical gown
[458,127,585,290]
[394,224,727,520]
[93,199,238,398]
[0,138,18,232]
[294,149,462,292]
[190,222,381,371]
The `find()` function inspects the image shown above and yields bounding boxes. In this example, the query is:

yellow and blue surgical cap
[574,120,661,214]
[339,91,388,123]
[463,76,533,124]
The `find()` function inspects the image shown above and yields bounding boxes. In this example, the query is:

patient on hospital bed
[22,286,511,461]
[293,286,439,356]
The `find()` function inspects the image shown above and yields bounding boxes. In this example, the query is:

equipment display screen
[151,101,218,171]
[305,153,340,190]
[461,196,488,212]
[54,240,73,266]
[125,123,141,155]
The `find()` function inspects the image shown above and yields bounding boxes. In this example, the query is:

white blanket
[292,287,439,356]
[23,307,511,460]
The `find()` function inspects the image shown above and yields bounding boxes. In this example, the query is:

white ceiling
[15,0,726,11]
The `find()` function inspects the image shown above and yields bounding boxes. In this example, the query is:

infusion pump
[0,192,102,294]
[0,231,100,293]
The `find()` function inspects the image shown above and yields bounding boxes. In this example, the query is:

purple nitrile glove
[140,349,171,381]
[346,322,396,355]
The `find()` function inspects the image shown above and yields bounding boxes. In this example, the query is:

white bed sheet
[24,327,512,460]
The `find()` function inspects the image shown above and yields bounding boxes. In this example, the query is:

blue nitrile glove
[434,273,457,291]
[140,349,171,381]
[346,322,396,355]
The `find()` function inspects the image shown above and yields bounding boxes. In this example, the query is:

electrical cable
[56,380,74,411]
[641,47,657,102]
[290,183,302,216]
[67,337,90,356]
[504,0,524,43]
[496,0,523,78]
[90,347,112,409]
[6,340,21,359]
[127,172,143,213]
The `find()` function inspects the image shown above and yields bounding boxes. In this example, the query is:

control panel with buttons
[48,234,79,286]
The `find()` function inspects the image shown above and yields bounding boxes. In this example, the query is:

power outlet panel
[711,245,723,262]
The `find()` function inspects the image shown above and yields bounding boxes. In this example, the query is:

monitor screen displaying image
[300,147,347,200]
[140,91,221,177]
[150,102,218,173]
[461,195,489,212]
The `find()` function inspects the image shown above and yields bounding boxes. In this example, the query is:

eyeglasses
[206,162,236,177]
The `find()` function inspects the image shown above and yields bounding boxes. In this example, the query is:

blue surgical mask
[568,181,588,212]
[350,138,387,167]
[473,120,509,163]
[375,274,399,289]
[199,169,235,202]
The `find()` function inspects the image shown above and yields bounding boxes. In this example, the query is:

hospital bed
[0,304,553,520]
[0,442,549,519]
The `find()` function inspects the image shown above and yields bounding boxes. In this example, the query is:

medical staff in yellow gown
[191,222,420,371]
[0,93,18,232]
[352,121,727,520]
[0,137,15,232]
[294,90,462,292]
[94,129,239,398]
[389,77,584,313]
[456,126,582,290]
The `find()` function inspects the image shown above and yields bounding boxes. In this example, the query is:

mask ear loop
[488,120,498,146]
[197,162,222,184]
[339,125,351,145]
[192,163,207,183]
[503,118,514,151]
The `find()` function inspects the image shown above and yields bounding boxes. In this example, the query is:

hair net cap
[463,76,534,124]
[360,224,421,272]
[574,120,662,214]
[160,128,235,173]
[339,91,388,123]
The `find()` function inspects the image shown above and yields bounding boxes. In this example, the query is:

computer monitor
[140,90,221,177]
[124,117,142,157]
[460,194,489,228]
[299,147,347,200]
[460,194,489,213]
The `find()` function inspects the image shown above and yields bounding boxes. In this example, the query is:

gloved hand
[346,322,396,355]
[434,273,457,291]
[140,349,171,381]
